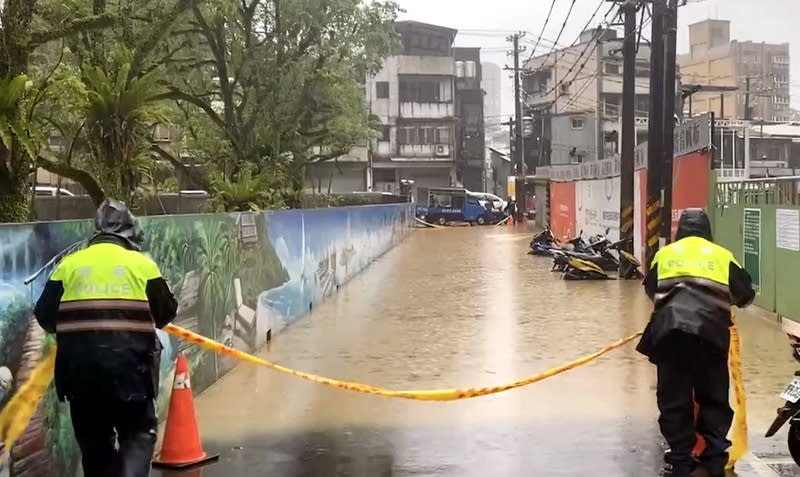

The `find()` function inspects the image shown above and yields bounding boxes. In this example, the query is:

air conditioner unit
[434,144,450,157]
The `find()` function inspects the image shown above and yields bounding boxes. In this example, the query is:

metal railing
[716,176,800,206]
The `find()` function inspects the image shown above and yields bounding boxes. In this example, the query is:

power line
[524,0,558,64]
[530,0,579,75]
[536,12,652,104]
[525,0,615,74]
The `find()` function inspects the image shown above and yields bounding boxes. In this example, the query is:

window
[605,62,620,75]
[570,117,585,130]
[399,80,447,103]
[635,62,649,78]
[419,126,435,144]
[378,125,390,142]
[397,125,450,145]
[774,95,790,105]
[773,55,790,65]
[604,94,621,117]
[376,81,389,99]
[436,126,450,144]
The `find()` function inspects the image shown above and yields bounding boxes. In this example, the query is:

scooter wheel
[788,422,800,466]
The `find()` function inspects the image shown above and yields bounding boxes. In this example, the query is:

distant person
[34,199,178,477]
[504,198,517,220]
[636,209,755,477]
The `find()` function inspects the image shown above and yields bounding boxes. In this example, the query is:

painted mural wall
[0,203,415,477]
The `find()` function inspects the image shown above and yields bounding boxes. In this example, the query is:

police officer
[34,199,178,477]
[637,208,755,477]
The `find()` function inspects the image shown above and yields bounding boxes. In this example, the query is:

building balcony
[400,102,454,119]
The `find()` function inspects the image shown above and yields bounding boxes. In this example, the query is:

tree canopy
[0,0,400,221]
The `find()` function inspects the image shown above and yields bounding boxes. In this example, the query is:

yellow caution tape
[0,344,56,452]
[164,325,642,401]
[414,217,441,229]
[0,326,643,453]
[726,313,748,470]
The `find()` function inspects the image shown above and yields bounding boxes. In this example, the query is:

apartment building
[306,21,476,197]
[523,28,652,166]
[454,47,485,191]
[679,20,791,122]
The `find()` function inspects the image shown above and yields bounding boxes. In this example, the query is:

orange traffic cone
[153,354,219,469]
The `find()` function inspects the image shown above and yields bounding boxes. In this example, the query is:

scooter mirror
[605,227,610,235]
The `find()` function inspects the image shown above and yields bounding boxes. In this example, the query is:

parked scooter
[550,231,594,272]
[551,229,613,272]
[562,256,613,280]
[560,236,643,280]
[529,227,559,256]
[765,342,800,465]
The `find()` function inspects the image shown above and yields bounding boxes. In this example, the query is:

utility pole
[596,34,605,162]
[744,76,752,120]
[508,32,527,221]
[619,0,638,262]
[660,0,678,245]
[645,0,666,269]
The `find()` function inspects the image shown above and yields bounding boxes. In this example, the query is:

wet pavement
[155,226,800,477]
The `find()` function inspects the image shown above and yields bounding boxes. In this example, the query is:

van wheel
[477,216,486,225]
[437,217,447,226]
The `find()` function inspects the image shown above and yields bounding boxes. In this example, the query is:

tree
[39,0,202,206]
[167,0,400,209]
[0,0,115,222]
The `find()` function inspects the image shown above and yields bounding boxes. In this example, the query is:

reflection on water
[157,227,799,476]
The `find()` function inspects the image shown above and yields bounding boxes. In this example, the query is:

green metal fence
[712,176,800,322]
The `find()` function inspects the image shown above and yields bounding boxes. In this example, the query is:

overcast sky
[395,0,799,116]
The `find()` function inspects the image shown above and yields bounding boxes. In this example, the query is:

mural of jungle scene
[0,203,414,477]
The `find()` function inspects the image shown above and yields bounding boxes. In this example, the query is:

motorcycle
[765,342,800,466]
[551,229,613,272]
[562,256,613,280]
[560,236,643,281]
[550,231,594,272]
[529,227,559,256]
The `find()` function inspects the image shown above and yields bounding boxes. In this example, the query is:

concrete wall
[0,204,415,476]
[551,112,596,165]
[33,195,209,221]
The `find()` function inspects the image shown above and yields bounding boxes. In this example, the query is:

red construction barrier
[550,181,576,241]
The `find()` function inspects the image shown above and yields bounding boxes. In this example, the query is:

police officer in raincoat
[34,199,178,477]
[637,208,755,477]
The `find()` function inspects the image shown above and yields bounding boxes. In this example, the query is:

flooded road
[157,227,800,477]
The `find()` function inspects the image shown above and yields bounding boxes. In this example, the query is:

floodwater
[155,226,800,477]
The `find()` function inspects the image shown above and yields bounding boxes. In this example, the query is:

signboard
[743,208,761,292]
[674,113,712,157]
[777,208,800,251]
